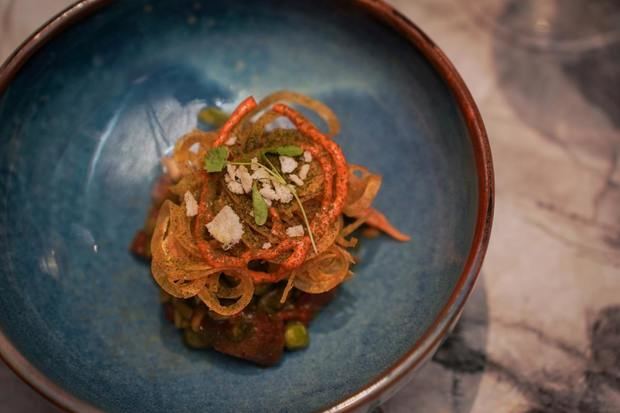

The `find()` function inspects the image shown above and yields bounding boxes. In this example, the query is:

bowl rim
[0,0,494,412]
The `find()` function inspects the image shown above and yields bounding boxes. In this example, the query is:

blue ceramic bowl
[0,1,493,412]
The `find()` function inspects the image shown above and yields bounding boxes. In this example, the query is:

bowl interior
[0,0,479,412]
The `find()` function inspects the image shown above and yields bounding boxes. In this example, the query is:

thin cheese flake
[273,181,293,203]
[259,183,278,201]
[184,191,198,217]
[251,167,271,181]
[225,164,252,194]
[298,164,310,180]
[206,205,244,250]
[303,151,312,162]
[285,225,304,238]
[288,173,303,186]
[279,156,298,173]
[226,164,237,179]
[261,242,272,249]
[227,180,244,194]
[237,165,253,193]
[225,134,237,146]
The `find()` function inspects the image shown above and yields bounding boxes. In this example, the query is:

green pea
[198,107,229,127]
[284,321,309,350]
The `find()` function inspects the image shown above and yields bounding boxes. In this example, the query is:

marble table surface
[1,0,619,412]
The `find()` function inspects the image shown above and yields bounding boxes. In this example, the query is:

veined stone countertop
[1,0,619,412]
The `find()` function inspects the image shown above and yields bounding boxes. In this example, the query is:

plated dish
[0,0,492,412]
[131,92,409,365]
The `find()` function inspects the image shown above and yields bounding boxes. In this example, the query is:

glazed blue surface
[0,1,478,412]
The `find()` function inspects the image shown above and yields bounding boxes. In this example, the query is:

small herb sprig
[251,182,268,226]
[204,146,229,172]
[204,145,318,254]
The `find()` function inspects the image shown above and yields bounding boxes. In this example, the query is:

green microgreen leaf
[263,145,304,157]
[204,147,229,172]
[252,182,268,226]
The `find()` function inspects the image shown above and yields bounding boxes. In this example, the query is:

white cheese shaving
[206,205,244,250]
[226,164,237,178]
[184,191,198,217]
[261,242,272,249]
[288,174,303,186]
[250,157,260,171]
[303,151,312,162]
[259,183,278,201]
[298,163,310,180]
[285,225,304,238]
[227,181,244,194]
[251,168,271,181]
[279,156,298,174]
[258,182,276,206]
[236,165,253,193]
[273,181,293,203]
[225,164,253,194]
[225,134,237,146]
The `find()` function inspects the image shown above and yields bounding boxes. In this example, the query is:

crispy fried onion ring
[343,164,382,217]
[293,246,354,294]
[198,268,254,316]
[151,201,254,315]
[248,90,340,137]
[161,130,217,180]
[342,164,410,241]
